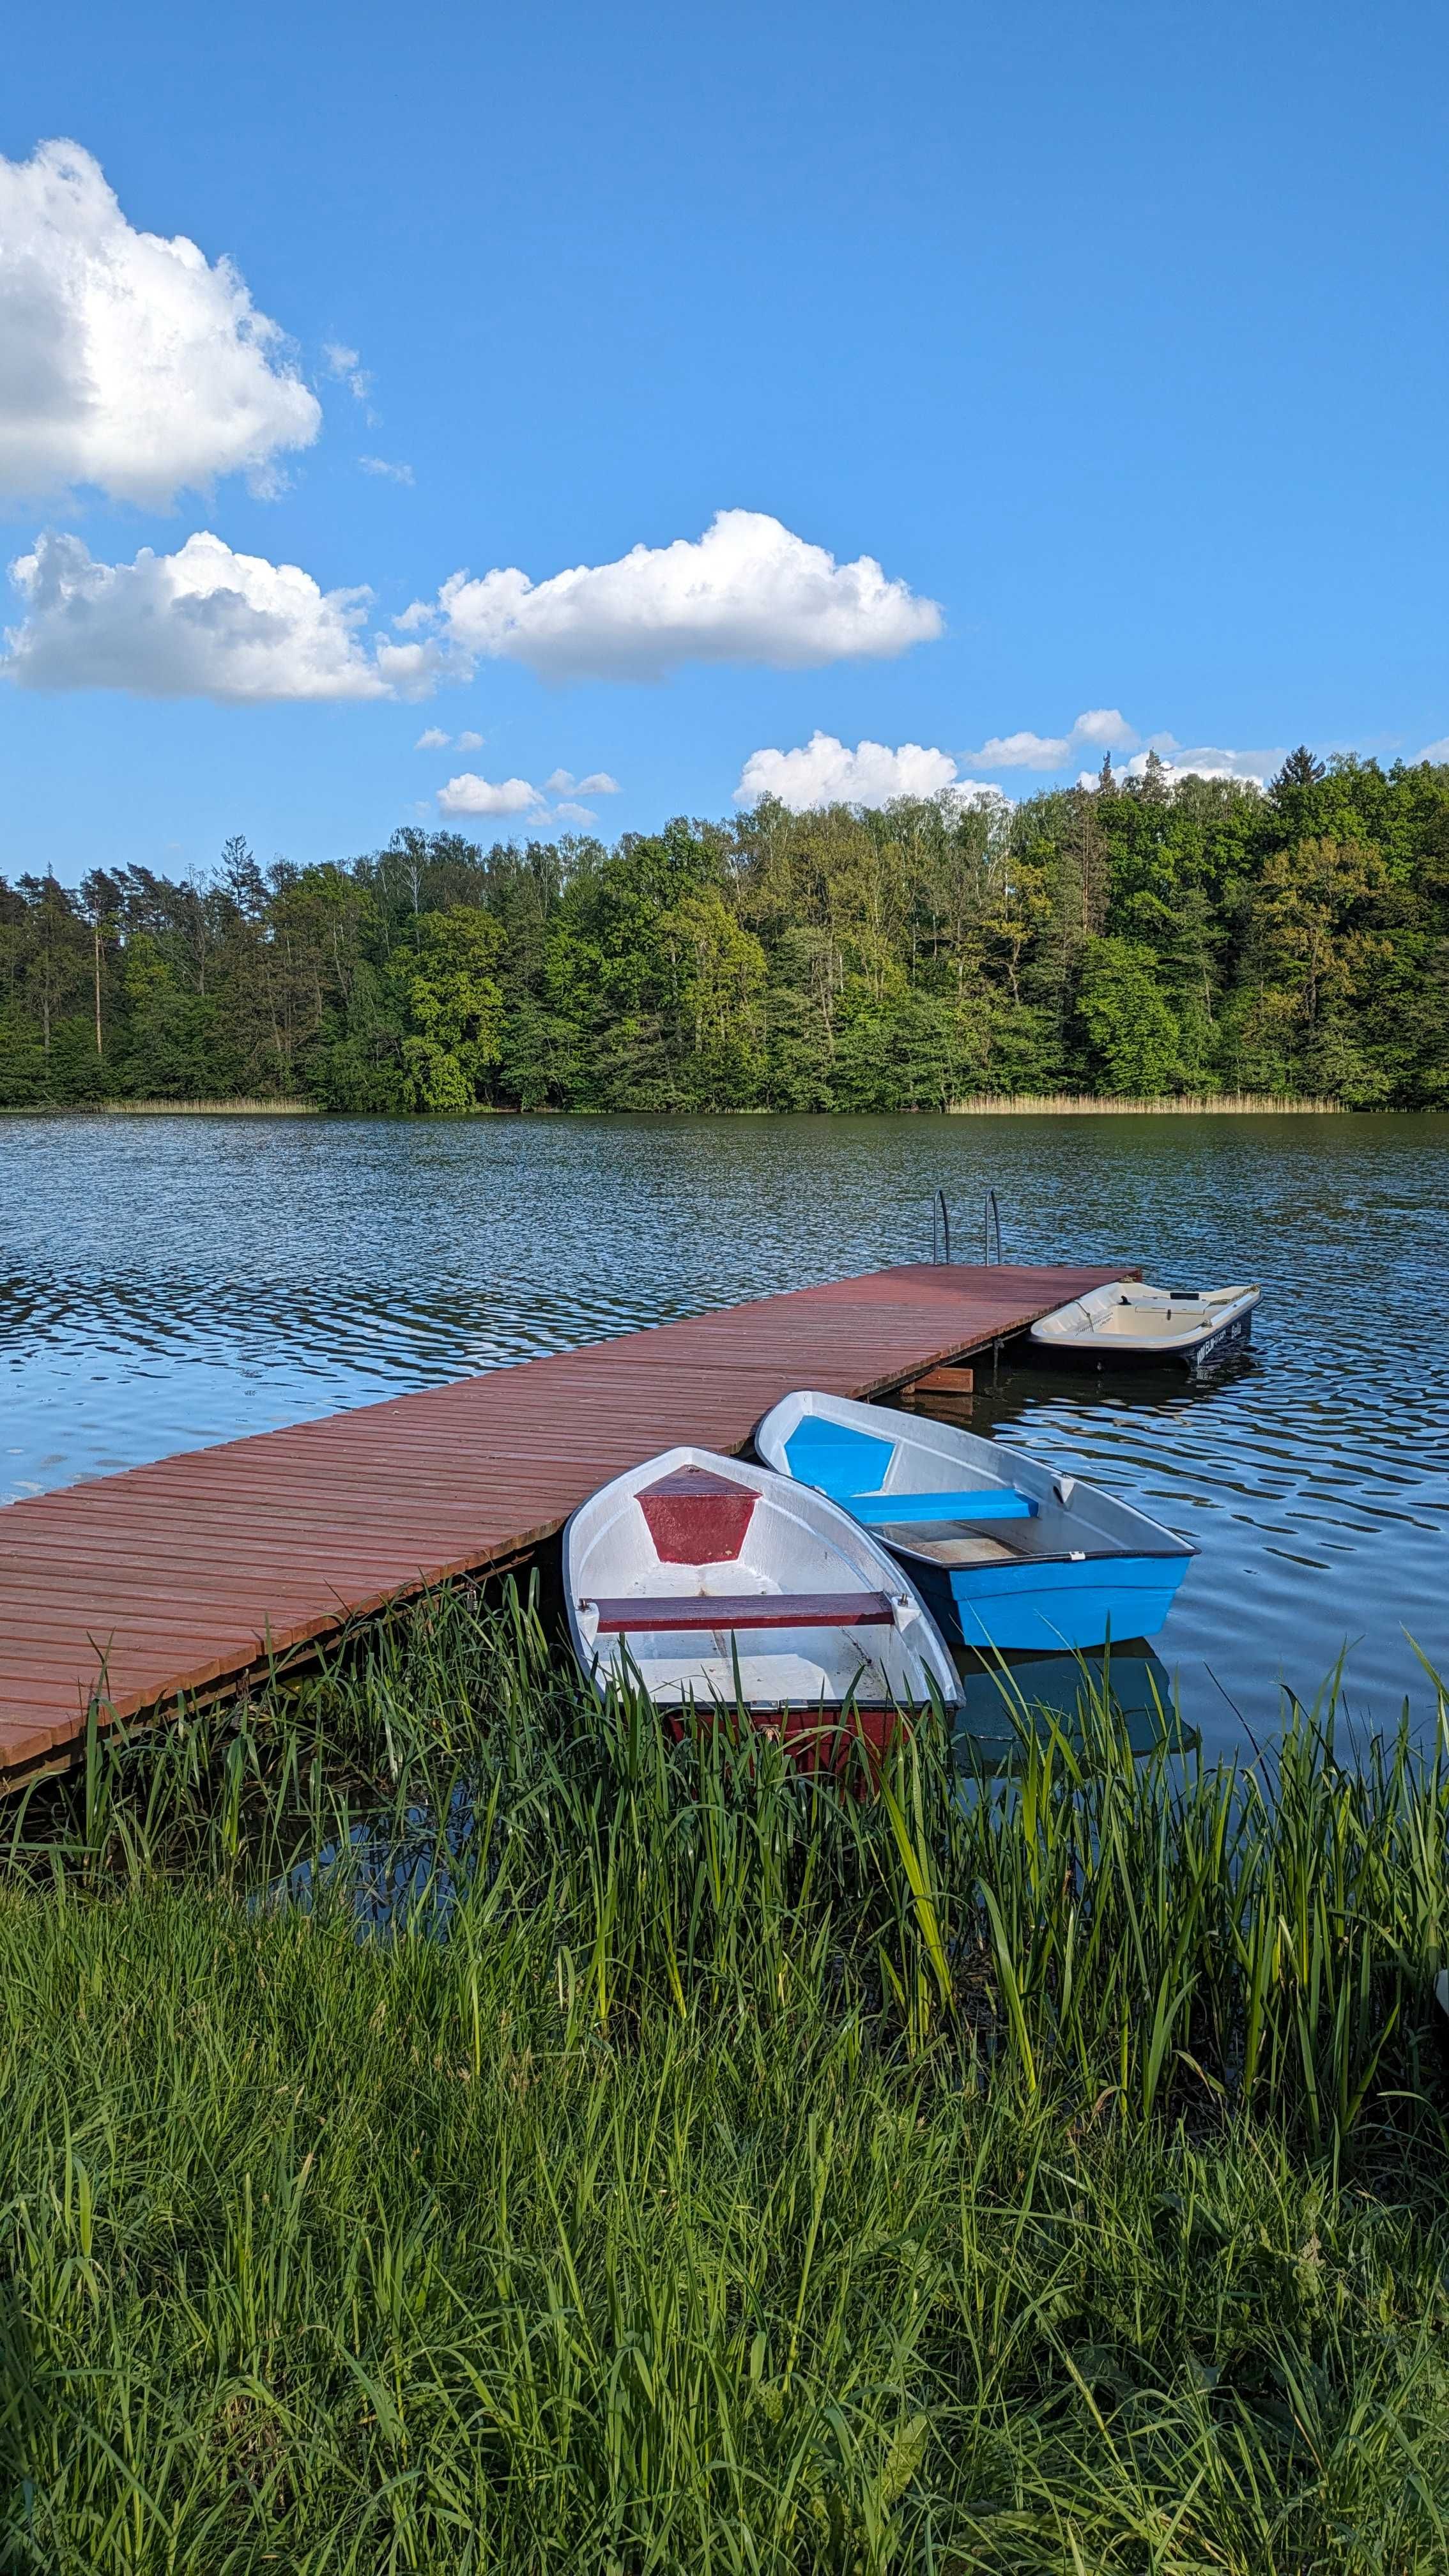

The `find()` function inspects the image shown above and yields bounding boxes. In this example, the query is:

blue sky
[3,0,1447,884]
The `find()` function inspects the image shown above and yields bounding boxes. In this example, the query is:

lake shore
[4,1589,1446,2571]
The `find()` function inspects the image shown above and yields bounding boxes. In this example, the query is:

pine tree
[1271,746,1326,793]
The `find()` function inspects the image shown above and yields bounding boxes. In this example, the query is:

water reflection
[952,1643,1192,1771]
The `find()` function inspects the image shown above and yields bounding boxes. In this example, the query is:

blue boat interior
[783,1416,896,1498]
[777,1407,1192,1652]
[781,1415,1036,1526]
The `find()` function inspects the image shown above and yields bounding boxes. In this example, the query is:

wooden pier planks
[0,1260,1123,1781]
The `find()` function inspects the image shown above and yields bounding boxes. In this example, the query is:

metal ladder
[930,1188,1004,1265]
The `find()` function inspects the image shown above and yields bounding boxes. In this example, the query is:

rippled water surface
[3,1111,1446,1754]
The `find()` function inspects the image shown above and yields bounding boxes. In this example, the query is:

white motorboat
[564,1447,958,1745]
[1031,1278,1261,1371]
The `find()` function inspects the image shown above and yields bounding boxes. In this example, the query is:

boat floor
[887,1524,1021,1566]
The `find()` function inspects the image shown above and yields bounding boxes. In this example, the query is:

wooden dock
[0,1260,1123,1783]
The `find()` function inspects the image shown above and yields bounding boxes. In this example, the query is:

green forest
[3,747,1446,1112]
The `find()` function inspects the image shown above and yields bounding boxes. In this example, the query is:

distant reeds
[98,1096,320,1115]
[947,1091,1344,1114]
[1,1588,1446,2572]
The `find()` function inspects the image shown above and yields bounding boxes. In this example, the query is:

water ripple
[3,1110,1446,1753]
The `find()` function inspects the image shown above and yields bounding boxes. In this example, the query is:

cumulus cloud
[0,139,321,505]
[435,765,618,825]
[1416,736,1449,763]
[736,732,969,811]
[1117,740,1281,787]
[3,528,392,701]
[967,707,1282,788]
[400,509,942,684]
[965,709,1137,770]
[457,728,483,750]
[436,772,546,818]
[358,454,413,484]
[546,766,618,795]
[415,725,450,748]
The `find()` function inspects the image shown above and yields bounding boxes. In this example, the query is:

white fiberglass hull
[1031,1280,1261,1370]
[564,1446,959,1723]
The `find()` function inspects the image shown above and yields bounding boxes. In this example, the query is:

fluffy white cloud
[3,528,392,701]
[965,709,1137,770]
[553,800,599,826]
[401,509,942,684]
[545,766,618,795]
[736,732,965,811]
[436,772,546,818]
[1417,737,1449,763]
[415,725,450,748]
[359,454,413,484]
[0,139,321,505]
[969,707,1282,789]
[457,728,483,750]
[1117,741,1280,787]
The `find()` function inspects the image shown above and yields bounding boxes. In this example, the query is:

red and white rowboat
[564,1446,958,1735]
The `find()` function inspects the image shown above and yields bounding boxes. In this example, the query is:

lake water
[3,1111,1446,1758]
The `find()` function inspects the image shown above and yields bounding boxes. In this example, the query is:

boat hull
[908,1549,1192,1653]
[1030,1281,1261,1372]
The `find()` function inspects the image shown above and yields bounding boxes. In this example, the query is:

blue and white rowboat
[754,1390,1197,1655]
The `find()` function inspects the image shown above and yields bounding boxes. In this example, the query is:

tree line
[3,748,1446,1112]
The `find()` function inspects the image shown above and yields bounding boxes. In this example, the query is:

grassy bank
[3,1593,1448,2572]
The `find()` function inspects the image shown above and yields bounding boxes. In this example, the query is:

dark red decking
[0,1261,1123,1783]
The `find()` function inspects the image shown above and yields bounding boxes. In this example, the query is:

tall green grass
[2,1589,1447,2572]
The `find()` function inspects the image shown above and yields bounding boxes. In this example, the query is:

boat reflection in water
[951,1639,1193,1773]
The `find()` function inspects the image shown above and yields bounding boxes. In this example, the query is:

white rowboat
[1031,1279,1261,1370]
[564,1447,959,1731]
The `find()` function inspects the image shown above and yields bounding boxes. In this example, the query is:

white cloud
[324,341,371,402]
[358,454,413,484]
[968,707,1281,789]
[400,509,942,684]
[736,732,963,811]
[546,766,619,795]
[457,728,483,751]
[553,801,597,826]
[415,726,450,749]
[436,771,546,818]
[1417,737,1449,763]
[965,709,1137,770]
[0,139,321,505]
[4,528,391,702]
[1118,740,1280,787]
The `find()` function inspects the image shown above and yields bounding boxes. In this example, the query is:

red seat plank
[585,1590,896,1632]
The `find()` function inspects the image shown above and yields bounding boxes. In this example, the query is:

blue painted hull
[906,1550,1191,1653]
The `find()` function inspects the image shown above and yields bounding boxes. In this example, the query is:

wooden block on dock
[906,1364,975,1395]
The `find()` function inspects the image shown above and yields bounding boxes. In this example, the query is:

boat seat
[583,1591,897,1632]
[852,1488,1036,1526]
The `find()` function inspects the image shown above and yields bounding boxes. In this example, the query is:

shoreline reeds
[947,1090,1345,1114]
[3,1589,1447,2571]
